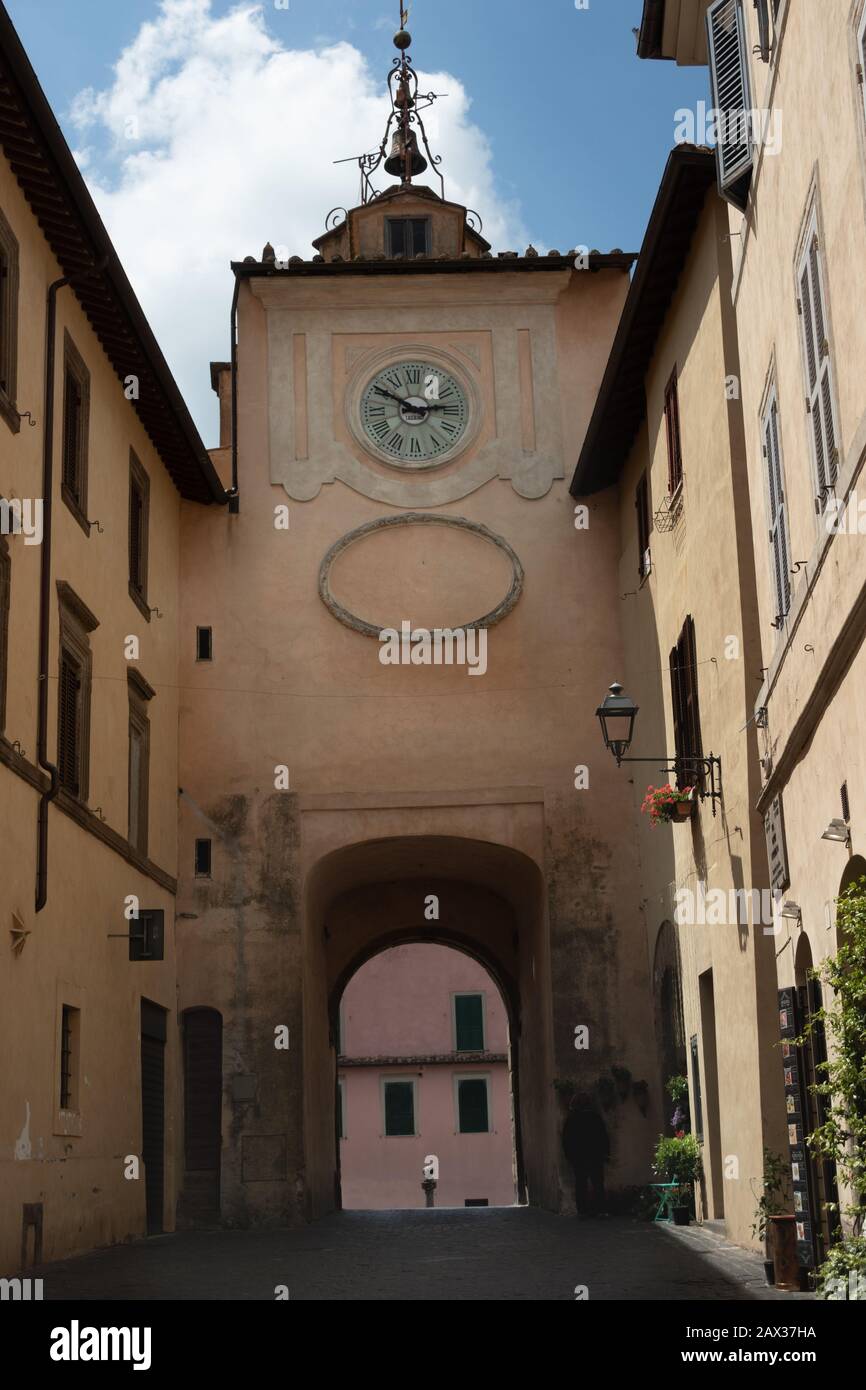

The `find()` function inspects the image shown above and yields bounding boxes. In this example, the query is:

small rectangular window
[195,838,212,877]
[664,368,683,499]
[386,217,431,259]
[196,626,213,661]
[464,1198,489,1207]
[457,1077,490,1134]
[61,334,90,526]
[128,453,150,613]
[60,1005,80,1112]
[129,909,165,962]
[635,472,651,577]
[383,1079,415,1136]
[454,994,485,1052]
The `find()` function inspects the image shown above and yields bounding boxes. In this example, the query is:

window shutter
[62,370,81,499]
[798,223,839,504]
[664,371,683,496]
[455,995,484,1051]
[129,480,143,591]
[458,1079,489,1134]
[0,251,8,393]
[129,722,142,847]
[384,1081,414,1136]
[763,394,790,625]
[706,0,754,207]
[58,651,81,794]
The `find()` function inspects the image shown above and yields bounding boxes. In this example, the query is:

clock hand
[373,386,418,408]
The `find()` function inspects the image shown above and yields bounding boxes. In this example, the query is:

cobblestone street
[34,1208,812,1302]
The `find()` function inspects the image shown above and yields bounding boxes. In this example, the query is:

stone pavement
[32,1208,816,1302]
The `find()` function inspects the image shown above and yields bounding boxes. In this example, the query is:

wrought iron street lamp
[595,681,723,814]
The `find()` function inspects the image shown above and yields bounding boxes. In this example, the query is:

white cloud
[68,0,529,444]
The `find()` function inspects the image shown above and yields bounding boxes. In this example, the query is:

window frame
[385,216,432,259]
[128,451,150,620]
[381,1075,418,1137]
[196,626,213,662]
[452,992,486,1053]
[194,838,213,877]
[56,582,97,803]
[0,204,20,434]
[454,1072,492,1135]
[795,206,840,515]
[59,1003,81,1115]
[60,332,91,534]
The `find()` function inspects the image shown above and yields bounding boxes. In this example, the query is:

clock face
[359,360,470,466]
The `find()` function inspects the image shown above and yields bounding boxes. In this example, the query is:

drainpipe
[35,274,67,912]
[36,259,108,913]
[227,275,240,514]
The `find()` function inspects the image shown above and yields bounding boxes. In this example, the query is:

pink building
[338,945,517,1209]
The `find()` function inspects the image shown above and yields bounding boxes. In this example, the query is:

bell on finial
[384,126,428,179]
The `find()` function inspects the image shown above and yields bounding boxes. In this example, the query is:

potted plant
[666,1074,690,1134]
[750,1148,790,1285]
[641,784,696,826]
[653,1132,703,1224]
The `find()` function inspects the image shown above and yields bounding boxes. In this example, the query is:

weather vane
[333,1,446,206]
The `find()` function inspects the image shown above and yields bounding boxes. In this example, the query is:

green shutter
[455,994,484,1051]
[384,1081,414,1136]
[458,1079,489,1133]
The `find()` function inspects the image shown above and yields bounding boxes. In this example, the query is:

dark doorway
[793,936,838,1264]
[140,999,167,1235]
[698,969,724,1218]
[182,1008,223,1219]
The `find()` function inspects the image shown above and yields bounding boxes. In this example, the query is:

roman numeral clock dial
[359,361,469,468]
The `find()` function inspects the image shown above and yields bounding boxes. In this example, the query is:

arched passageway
[335,942,518,1209]
[302,835,553,1219]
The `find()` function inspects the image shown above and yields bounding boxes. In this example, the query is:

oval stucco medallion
[318,512,525,638]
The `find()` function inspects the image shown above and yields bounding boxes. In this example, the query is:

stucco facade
[0,19,223,1275]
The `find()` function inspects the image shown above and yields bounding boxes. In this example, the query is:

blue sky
[6,0,709,440]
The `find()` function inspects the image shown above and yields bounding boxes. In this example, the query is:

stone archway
[301,835,553,1220]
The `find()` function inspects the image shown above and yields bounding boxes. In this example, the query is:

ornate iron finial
[332,2,446,206]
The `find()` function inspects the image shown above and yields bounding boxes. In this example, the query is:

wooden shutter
[455,995,484,1051]
[458,1079,489,1134]
[664,370,683,496]
[129,722,142,847]
[62,369,81,499]
[384,1081,414,1136]
[798,222,839,504]
[763,391,791,624]
[860,7,866,126]
[670,618,703,791]
[706,0,754,206]
[57,650,81,794]
[635,473,650,575]
[129,478,143,592]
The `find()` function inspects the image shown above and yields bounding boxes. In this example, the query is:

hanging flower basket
[641,784,695,826]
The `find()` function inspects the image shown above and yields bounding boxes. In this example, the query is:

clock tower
[176,13,656,1227]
